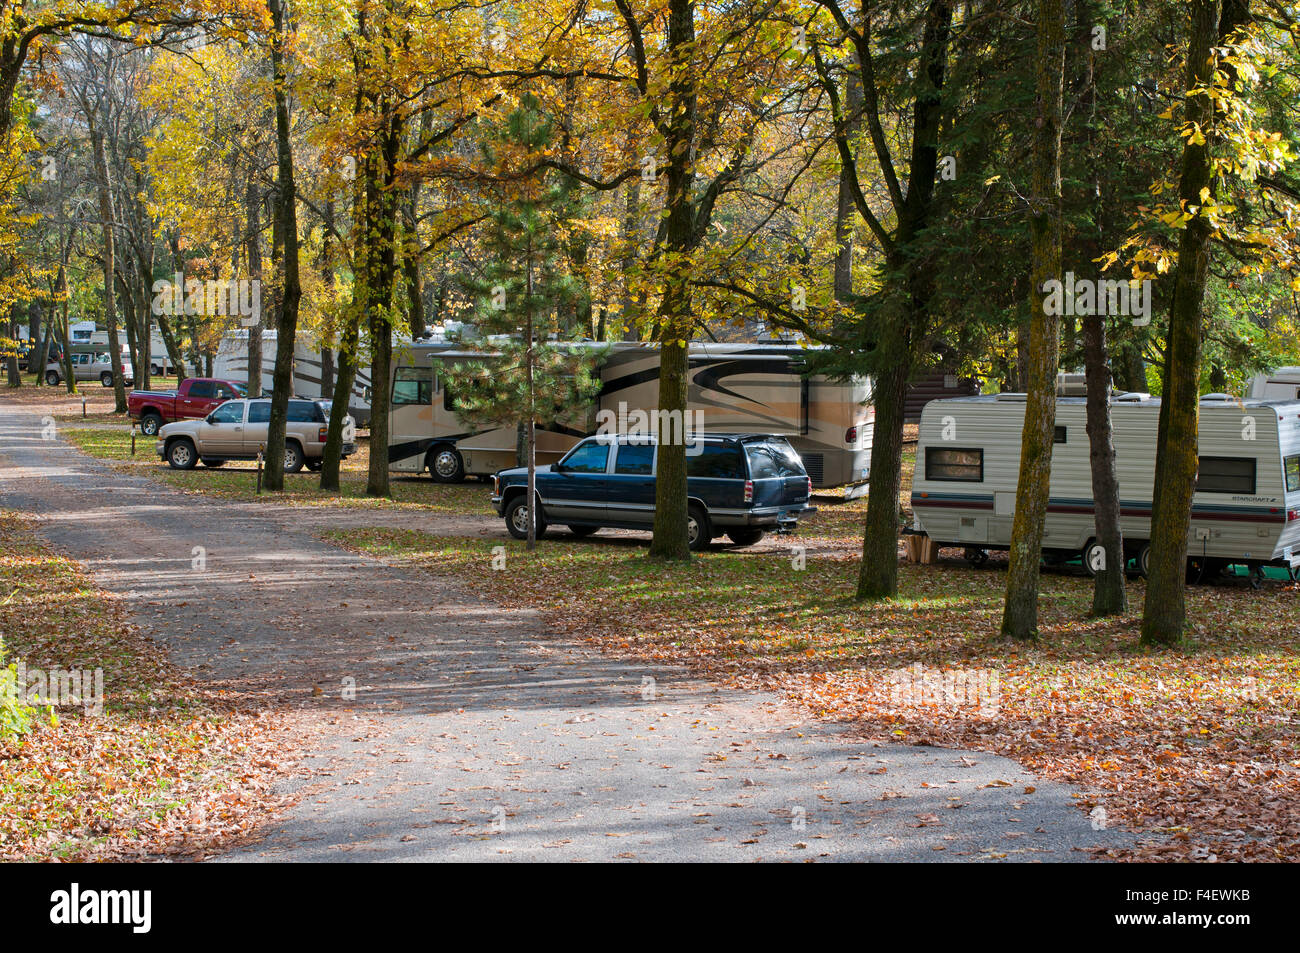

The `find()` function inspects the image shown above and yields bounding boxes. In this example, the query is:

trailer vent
[803,453,824,486]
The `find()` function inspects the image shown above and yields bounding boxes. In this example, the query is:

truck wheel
[505,495,546,540]
[687,504,713,552]
[45,370,59,386]
[101,372,114,387]
[167,439,197,470]
[140,412,163,436]
[428,446,465,483]
[727,528,765,547]
[283,442,305,473]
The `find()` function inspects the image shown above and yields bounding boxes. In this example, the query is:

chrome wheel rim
[511,503,531,534]
[687,514,701,546]
[172,444,191,466]
[142,418,158,435]
[434,450,459,478]
[284,447,297,469]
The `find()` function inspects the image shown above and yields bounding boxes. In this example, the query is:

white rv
[385,340,873,488]
[911,393,1300,581]
[64,321,177,377]
[212,330,373,426]
[1249,367,1300,402]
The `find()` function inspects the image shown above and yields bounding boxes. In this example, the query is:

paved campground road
[0,400,1138,861]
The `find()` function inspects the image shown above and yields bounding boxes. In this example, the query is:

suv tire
[283,442,305,473]
[727,528,765,547]
[100,372,114,387]
[687,504,712,552]
[167,439,197,470]
[45,370,59,386]
[505,494,546,540]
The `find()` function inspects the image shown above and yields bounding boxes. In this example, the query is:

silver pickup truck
[157,397,357,473]
[45,351,134,387]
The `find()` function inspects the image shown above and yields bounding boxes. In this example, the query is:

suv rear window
[744,440,804,479]
[287,401,319,422]
[688,443,746,480]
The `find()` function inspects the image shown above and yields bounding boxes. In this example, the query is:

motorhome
[1249,367,1300,402]
[385,340,873,488]
[911,392,1300,581]
[212,330,374,426]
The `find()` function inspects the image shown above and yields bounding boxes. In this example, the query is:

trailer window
[1286,455,1300,493]
[1197,456,1256,494]
[393,366,432,406]
[926,447,984,482]
[1054,426,1066,444]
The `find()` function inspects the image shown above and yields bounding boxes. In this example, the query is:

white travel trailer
[64,321,177,376]
[911,393,1300,581]
[385,340,873,488]
[212,330,374,426]
[1249,367,1300,402]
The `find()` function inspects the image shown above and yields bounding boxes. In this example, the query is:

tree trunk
[91,128,127,413]
[648,0,697,562]
[245,180,264,398]
[1141,0,1249,645]
[856,334,910,598]
[833,69,863,303]
[320,313,358,491]
[1083,315,1126,613]
[1000,0,1065,640]
[263,0,302,493]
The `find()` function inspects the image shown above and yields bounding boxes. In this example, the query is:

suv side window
[562,441,610,473]
[210,401,245,424]
[188,380,215,398]
[687,443,745,479]
[247,401,271,424]
[614,442,655,475]
[287,401,318,422]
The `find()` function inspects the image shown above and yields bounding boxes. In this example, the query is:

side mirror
[553,462,567,473]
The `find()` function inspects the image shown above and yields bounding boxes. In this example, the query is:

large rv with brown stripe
[386,341,872,488]
[911,393,1300,579]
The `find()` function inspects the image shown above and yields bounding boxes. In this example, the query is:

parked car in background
[128,377,246,435]
[45,351,133,387]
[491,433,815,551]
[157,397,356,473]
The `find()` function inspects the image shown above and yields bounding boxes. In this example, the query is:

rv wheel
[1137,543,1151,578]
[428,446,465,483]
[1082,540,1107,577]
[963,547,988,567]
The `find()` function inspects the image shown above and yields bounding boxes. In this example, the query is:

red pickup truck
[128,378,246,436]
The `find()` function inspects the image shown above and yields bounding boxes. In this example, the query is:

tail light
[318,427,328,442]
[1289,509,1300,522]
[845,425,857,443]
[743,480,753,503]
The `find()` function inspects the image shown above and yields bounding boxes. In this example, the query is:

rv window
[926,447,984,482]
[1286,455,1300,493]
[1054,426,1066,444]
[393,366,433,406]
[1197,456,1256,494]
[614,442,655,476]
[688,443,746,480]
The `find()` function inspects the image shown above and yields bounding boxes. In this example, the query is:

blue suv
[491,433,815,551]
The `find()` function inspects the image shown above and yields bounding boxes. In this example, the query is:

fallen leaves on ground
[0,510,308,861]
[331,527,1300,863]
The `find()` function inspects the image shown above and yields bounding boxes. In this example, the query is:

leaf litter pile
[334,527,1300,862]
[0,511,306,860]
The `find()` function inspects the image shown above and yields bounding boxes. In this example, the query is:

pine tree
[443,95,603,550]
